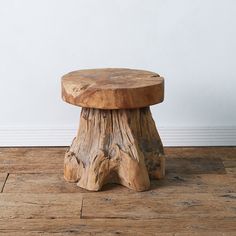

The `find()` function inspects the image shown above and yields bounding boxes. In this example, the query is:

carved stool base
[64,107,165,191]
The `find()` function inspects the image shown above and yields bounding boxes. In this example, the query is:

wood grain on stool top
[61,68,164,109]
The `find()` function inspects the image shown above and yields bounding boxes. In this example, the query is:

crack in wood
[64,107,165,191]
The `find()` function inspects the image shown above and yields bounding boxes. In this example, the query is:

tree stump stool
[61,68,165,191]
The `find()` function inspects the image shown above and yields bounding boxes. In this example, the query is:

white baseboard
[159,126,236,146]
[0,126,235,147]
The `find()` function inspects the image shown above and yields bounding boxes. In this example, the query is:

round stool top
[61,68,164,109]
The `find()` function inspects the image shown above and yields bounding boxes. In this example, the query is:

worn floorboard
[3,172,236,195]
[0,147,235,235]
[0,218,235,235]
[0,147,64,174]
[0,193,82,219]
[3,173,128,194]
[165,147,236,160]
[82,192,236,219]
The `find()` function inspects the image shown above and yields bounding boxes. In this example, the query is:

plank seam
[80,198,84,219]
[1,173,9,193]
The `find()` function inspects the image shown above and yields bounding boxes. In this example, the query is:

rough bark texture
[64,107,165,191]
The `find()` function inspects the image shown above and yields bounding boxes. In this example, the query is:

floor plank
[3,173,87,193]
[0,218,235,235]
[0,147,235,235]
[2,173,127,194]
[82,193,236,219]
[1,233,228,236]
[223,160,236,168]
[166,156,226,175]
[0,147,66,158]
[0,147,64,173]
[0,193,82,219]
[0,147,233,174]
[3,172,236,194]
[223,159,236,175]
[0,173,8,192]
[225,168,236,174]
[165,147,236,160]
[155,173,236,194]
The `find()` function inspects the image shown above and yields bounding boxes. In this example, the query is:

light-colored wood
[3,172,236,195]
[0,218,235,235]
[0,173,8,192]
[225,167,236,174]
[3,173,82,193]
[2,148,235,194]
[61,68,164,109]
[62,68,165,191]
[0,231,229,236]
[165,147,236,160]
[223,158,236,174]
[64,107,164,191]
[82,193,236,219]
[0,147,236,235]
[152,173,236,195]
[0,147,64,174]
[4,173,133,194]
[0,163,62,174]
[174,233,230,236]
[0,193,82,219]
[0,147,232,175]
[1,147,234,162]
[223,160,236,168]
[166,156,226,174]
[0,147,66,158]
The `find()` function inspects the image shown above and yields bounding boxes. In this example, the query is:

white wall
[0,0,235,146]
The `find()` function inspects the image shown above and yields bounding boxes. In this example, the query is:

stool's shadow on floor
[101,156,227,192]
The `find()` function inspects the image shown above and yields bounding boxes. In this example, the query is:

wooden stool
[61,68,165,191]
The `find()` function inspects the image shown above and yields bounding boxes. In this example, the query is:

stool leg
[64,107,164,191]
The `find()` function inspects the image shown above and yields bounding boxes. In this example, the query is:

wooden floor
[0,147,235,235]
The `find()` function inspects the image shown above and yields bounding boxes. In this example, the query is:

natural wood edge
[64,107,165,191]
[61,68,164,109]
[62,80,164,109]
